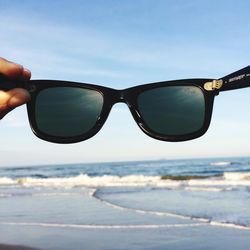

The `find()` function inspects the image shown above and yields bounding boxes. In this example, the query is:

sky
[0,0,249,166]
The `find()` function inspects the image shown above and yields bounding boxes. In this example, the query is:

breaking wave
[210,161,232,166]
[0,172,250,188]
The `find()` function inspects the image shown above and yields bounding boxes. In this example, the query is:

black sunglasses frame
[25,78,217,143]
[0,65,249,144]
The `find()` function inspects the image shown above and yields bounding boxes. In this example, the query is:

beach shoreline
[1,223,250,250]
[1,157,250,249]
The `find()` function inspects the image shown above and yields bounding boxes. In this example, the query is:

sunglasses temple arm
[219,65,250,91]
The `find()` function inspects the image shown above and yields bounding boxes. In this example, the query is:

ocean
[1,157,250,249]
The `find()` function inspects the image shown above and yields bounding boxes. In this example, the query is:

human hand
[0,57,31,119]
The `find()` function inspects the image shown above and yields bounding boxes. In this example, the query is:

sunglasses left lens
[34,87,104,137]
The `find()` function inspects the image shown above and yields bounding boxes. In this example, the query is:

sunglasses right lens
[34,87,104,138]
[137,86,205,137]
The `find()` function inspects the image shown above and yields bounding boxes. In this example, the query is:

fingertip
[22,68,32,80]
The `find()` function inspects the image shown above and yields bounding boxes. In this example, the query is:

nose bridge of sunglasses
[105,89,136,120]
[108,88,131,105]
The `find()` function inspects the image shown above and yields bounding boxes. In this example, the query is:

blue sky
[0,0,249,166]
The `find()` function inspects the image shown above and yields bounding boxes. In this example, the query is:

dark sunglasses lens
[35,87,104,137]
[138,86,205,136]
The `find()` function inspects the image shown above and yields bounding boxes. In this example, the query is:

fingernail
[23,68,32,80]
[24,68,31,75]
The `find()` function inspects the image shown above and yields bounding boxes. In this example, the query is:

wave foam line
[92,191,208,222]
[0,175,164,187]
[33,188,96,197]
[2,221,250,230]
[1,172,250,188]
[0,222,205,229]
[210,221,250,230]
[93,192,250,230]
[210,161,232,166]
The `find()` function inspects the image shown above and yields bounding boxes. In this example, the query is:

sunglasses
[0,66,249,143]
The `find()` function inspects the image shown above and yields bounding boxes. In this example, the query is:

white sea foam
[96,194,194,221]
[0,221,206,229]
[0,172,250,189]
[210,161,232,166]
[1,221,249,230]
[187,172,250,187]
[184,187,232,192]
[93,193,250,231]
[210,221,250,230]
[0,177,16,185]
[0,175,171,188]
[31,188,96,197]
[223,172,250,181]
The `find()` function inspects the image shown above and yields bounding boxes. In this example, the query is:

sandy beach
[0,244,39,250]
[1,222,250,250]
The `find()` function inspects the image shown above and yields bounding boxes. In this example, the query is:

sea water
[0,157,250,249]
[1,157,250,227]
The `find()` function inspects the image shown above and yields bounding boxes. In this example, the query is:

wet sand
[0,244,40,250]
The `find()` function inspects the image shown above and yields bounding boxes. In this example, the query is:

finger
[21,68,32,81]
[7,88,31,108]
[0,90,10,112]
[0,57,24,79]
[0,88,30,119]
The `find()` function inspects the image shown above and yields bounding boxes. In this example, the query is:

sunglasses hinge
[204,80,223,91]
[28,84,37,93]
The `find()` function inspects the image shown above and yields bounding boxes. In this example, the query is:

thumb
[7,88,31,108]
[0,88,30,119]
